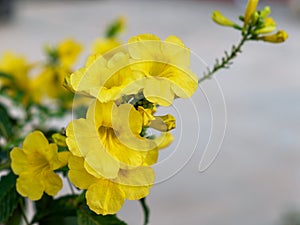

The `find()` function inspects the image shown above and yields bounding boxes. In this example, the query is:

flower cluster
[212,0,288,43]
[65,33,198,214]
[0,2,289,224]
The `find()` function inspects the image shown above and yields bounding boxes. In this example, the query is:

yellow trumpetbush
[128,34,198,106]
[68,155,154,215]
[66,100,159,179]
[259,30,288,43]
[57,38,82,68]
[67,51,141,103]
[244,0,259,26]
[0,52,31,91]
[212,11,236,27]
[10,131,70,200]
[31,66,73,104]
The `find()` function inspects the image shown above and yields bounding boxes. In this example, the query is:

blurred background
[0,0,300,225]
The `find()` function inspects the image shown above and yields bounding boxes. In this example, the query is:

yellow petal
[116,167,155,200]
[43,170,63,196]
[16,172,44,200]
[10,147,28,175]
[22,131,49,155]
[155,132,174,150]
[86,180,125,215]
[68,156,98,189]
[149,114,176,132]
[143,78,174,106]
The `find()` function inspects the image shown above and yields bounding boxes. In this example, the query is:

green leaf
[32,194,78,224]
[0,103,14,140]
[0,72,14,81]
[0,172,20,223]
[77,205,127,225]
[5,201,23,225]
[105,17,124,39]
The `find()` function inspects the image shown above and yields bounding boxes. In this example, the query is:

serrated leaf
[0,172,20,223]
[77,205,127,225]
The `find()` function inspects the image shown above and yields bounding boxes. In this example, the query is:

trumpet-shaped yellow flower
[68,156,154,215]
[66,100,159,179]
[259,30,288,43]
[128,34,198,106]
[67,52,141,103]
[0,52,31,91]
[31,66,73,104]
[10,131,70,200]
[57,39,82,68]
[212,11,236,27]
[244,0,259,26]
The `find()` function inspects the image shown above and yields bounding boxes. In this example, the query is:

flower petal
[86,180,125,215]
[68,156,98,189]
[10,147,28,175]
[16,172,44,200]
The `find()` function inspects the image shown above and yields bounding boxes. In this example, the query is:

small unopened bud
[244,0,259,26]
[212,11,236,27]
[260,6,271,18]
[52,133,67,147]
[259,30,289,43]
[149,114,176,132]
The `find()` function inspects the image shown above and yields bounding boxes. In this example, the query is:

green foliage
[0,172,21,224]
[0,72,13,81]
[0,103,15,140]
[77,205,127,225]
[105,17,124,39]
[32,194,78,224]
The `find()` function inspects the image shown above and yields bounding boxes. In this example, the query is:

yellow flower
[67,52,140,103]
[68,155,154,215]
[92,38,121,56]
[244,0,259,26]
[66,100,159,179]
[259,30,288,43]
[212,11,236,27]
[31,66,73,104]
[57,38,82,68]
[0,52,31,91]
[254,17,276,34]
[10,131,70,200]
[128,34,198,106]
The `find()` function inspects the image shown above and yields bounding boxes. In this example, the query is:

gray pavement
[0,1,300,225]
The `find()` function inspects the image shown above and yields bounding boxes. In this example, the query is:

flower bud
[260,6,271,18]
[149,114,176,132]
[212,11,236,27]
[259,30,289,43]
[244,0,259,26]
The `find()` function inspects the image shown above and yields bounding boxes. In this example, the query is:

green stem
[19,199,30,225]
[198,34,249,84]
[67,177,75,195]
[139,198,150,225]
